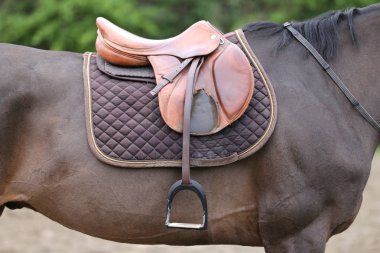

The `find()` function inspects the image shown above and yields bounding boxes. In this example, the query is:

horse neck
[243,7,380,152]
[331,6,380,146]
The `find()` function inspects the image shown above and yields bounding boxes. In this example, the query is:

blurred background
[0,0,379,52]
[0,0,379,252]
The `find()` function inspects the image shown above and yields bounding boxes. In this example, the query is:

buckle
[165,180,208,230]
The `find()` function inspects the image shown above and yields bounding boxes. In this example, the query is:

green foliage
[0,0,378,52]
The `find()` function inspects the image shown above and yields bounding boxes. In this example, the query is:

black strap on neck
[283,22,380,134]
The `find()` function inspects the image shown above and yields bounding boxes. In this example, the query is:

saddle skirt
[96,18,254,135]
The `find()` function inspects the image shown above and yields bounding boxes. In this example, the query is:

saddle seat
[96,17,223,66]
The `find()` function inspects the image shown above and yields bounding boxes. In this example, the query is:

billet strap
[284,22,380,134]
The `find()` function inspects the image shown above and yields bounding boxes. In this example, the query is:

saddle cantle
[93,19,264,230]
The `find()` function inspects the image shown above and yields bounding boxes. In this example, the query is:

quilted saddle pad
[82,29,277,168]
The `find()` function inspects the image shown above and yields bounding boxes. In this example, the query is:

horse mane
[243,8,362,60]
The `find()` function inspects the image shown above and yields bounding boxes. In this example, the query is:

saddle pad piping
[234,29,277,159]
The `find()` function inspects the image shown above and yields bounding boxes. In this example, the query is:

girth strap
[284,22,380,134]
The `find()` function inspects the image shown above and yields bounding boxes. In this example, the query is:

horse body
[0,4,379,253]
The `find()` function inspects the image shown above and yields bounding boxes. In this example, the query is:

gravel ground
[0,156,379,253]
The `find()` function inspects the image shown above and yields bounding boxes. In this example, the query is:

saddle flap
[212,43,255,123]
[148,42,254,135]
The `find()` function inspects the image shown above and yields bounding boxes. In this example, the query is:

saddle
[95,17,254,230]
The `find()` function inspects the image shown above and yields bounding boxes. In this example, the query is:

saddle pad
[82,30,277,168]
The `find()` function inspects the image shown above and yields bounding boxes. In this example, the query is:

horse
[0,3,379,253]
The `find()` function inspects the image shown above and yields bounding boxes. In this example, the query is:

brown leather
[96,17,254,136]
[96,17,222,66]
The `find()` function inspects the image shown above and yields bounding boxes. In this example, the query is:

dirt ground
[0,156,379,253]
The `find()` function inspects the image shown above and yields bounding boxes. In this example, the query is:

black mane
[243,8,360,60]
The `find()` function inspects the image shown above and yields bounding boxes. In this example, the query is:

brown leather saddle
[96,17,254,230]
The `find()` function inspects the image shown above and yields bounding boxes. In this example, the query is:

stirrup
[165,179,208,230]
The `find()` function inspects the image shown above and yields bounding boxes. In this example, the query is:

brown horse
[0,3,379,253]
